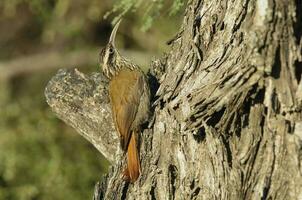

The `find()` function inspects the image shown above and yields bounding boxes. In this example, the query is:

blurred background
[0,0,183,199]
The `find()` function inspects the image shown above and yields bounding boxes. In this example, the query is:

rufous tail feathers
[123,132,140,183]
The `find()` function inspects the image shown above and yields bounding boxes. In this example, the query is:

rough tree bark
[45,0,302,199]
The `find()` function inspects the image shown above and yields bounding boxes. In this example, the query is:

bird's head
[99,19,122,79]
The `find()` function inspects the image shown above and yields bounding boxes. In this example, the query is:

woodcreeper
[99,19,150,183]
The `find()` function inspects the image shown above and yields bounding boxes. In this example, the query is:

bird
[99,19,150,183]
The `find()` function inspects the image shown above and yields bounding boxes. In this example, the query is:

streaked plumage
[99,19,150,182]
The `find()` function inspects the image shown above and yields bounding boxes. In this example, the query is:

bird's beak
[109,19,122,47]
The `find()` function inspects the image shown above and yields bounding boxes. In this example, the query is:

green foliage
[0,0,185,35]
[106,0,185,30]
[169,0,185,16]
[0,74,109,200]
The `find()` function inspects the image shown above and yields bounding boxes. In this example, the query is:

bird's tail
[124,132,140,183]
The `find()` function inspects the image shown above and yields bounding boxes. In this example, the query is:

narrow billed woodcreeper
[99,19,150,183]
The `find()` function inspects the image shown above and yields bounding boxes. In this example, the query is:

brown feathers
[100,20,150,183]
[109,69,148,182]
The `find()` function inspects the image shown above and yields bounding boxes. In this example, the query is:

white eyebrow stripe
[103,49,109,66]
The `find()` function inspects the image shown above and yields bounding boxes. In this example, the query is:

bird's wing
[109,69,144,151]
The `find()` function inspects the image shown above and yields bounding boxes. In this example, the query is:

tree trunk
[45,0,302,199]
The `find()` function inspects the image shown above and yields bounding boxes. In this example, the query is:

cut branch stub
[44,68,119,163]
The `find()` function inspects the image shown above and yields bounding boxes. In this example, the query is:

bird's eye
[109,47,114,54]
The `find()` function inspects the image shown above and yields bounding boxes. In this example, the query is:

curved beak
[109,19,122,46]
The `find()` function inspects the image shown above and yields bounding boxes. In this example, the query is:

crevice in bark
[241,102,252,129]
[239,85,265,133]
[253,87,265,105]
[94,174,109,200]
[294,0,302,43]
[261,182,271,200]
[147,72,160,102]
[193,127,206,143]
[220,21,225,31]
[271,89,281,114]
[232,0,249,33]
[285,120,294,134]
[294,60,302,83]
[190,187,201,199]
[150,181,157,200]
[121,182,129,200]
[241,110,249,129]
[272,46,281,79]
[168,164,178,199]
[190,179,201,199]
[221,135,233,168]
[206,107,226,127]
